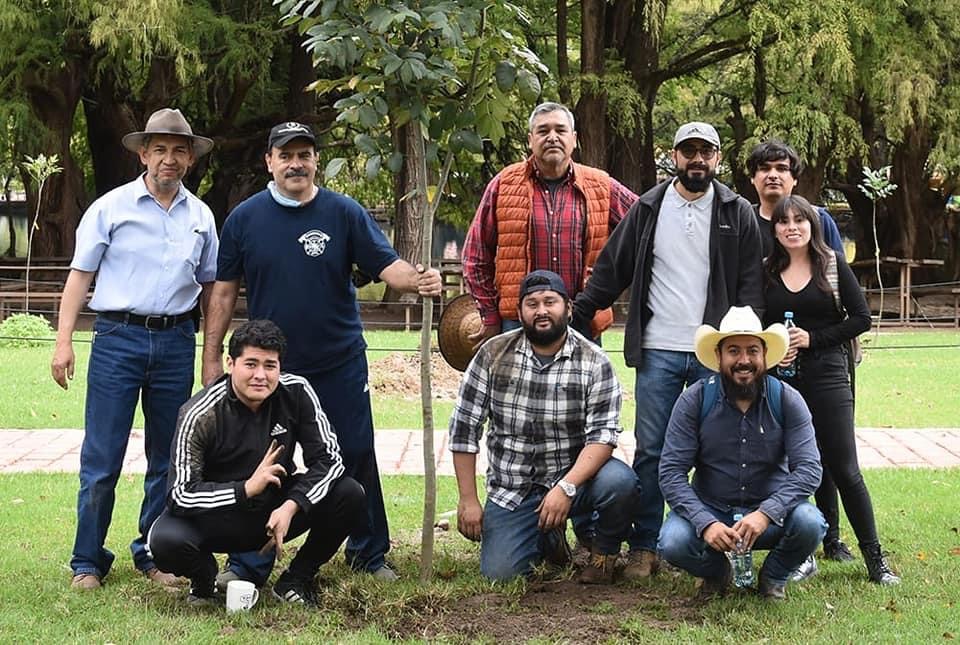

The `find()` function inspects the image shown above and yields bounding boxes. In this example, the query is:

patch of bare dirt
[370,352,465,400]
[388,579,702,643]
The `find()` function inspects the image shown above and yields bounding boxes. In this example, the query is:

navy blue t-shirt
[218,188,399,373]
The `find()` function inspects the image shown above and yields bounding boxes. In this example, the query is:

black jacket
[572,178,764,367]
[166,373,345,516]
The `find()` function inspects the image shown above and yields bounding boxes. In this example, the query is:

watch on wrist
[557,479,577,498]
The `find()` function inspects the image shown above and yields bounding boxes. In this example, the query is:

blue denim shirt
[659,376,822,537]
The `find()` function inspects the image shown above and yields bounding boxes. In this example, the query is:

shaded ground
[383,578,702,643]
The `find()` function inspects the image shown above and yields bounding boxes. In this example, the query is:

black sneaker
[272,571,319,607]
[186,580,218,607]
[823,539,855,562]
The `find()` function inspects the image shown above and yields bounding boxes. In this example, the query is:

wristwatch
[557,479,577,498]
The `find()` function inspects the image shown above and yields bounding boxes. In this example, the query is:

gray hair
[528,102,575,132]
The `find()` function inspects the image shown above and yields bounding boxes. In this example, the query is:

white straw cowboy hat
[121,108,214,156]
[693,306,789,372]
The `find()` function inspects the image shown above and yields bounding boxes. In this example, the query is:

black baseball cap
[268,121,316,149]
[519,270,569,301]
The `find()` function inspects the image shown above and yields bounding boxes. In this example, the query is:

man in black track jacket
[148,320,366,607]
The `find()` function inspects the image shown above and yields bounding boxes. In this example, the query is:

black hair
[746,140,803,178]
[227,319,287,360]
[764,195,832,293]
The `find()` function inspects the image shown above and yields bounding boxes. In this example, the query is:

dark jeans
[786,347,878,546]
[479,459,641,581]
[71,316,196,579]
[148,477,366,588]
[658,502,826,585]
[226,353,390,583]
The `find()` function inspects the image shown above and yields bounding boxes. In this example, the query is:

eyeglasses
[676,144,718,160]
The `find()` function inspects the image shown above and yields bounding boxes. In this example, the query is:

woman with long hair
[763,195,899,585]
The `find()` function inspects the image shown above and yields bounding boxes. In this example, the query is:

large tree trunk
[83,68,141,196]
[574,0,607,167]
[21,52,88,258]
[384,121,427,307]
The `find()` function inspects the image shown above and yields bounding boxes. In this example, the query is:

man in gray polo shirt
[571,122,763,579]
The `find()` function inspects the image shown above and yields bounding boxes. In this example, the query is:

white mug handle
[249,588,259,608]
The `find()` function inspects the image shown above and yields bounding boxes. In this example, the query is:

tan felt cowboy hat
[121,108,214,157]
[438,294,483,372]
[693,306,789,372]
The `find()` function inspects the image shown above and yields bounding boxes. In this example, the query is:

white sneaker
[370,564,399,581]
[790,555,819,582]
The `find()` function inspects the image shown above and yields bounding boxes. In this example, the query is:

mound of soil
[370,351,465,400]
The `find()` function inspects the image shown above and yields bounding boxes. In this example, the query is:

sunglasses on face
[676,144,718,160]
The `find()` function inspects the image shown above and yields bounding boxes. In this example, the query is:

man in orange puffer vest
[462,102,638,349]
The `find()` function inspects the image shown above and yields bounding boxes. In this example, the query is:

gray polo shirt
[642,181,712,351]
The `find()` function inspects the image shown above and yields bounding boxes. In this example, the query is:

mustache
[284,169,310,178]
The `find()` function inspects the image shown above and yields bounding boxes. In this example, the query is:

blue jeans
[629,349,713,552]
[480,459,640,581]
[658,502,827,585]
[226,352,389,583]
[71,316,196,579]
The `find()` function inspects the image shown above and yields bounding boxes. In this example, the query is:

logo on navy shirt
[270,423,288,437]
[298,229,331,257]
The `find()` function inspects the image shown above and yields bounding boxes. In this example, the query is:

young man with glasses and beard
[571,122,764,580]
[449,270,641,584]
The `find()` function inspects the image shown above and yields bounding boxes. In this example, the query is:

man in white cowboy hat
[656,306,826,600]
[51,108,218,590]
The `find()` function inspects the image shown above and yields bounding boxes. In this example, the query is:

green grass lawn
[0,470,957,643]
[2,329,958,430]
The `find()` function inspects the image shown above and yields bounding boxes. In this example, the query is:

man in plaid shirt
[462,102,637,348]
[449,270,641,583]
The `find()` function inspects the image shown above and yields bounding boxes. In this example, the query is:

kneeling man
[449,270,641,583]
[657,306,826,600]
[148,320,366,606]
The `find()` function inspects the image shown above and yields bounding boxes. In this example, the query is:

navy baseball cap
[519,270,569,301]
[268,121,316,149]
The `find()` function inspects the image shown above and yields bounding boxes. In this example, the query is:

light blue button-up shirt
[71,175,219,316]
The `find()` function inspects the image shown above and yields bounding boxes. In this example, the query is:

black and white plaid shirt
[449,327,622,510]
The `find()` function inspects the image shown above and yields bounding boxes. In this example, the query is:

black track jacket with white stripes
[166,372,345,516]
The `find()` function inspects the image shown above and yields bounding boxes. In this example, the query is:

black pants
[148,476,366,588]
[787,347,878,547]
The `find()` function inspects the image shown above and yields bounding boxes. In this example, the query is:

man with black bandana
[571,121,763,579]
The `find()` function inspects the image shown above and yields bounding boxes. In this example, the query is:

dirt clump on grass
[369,351,465,400]
[387,579,702,643]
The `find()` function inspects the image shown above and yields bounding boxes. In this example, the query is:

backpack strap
[764,374,783,426]
[825,250,843,314]
[700,373,784,426]
[699,375,720,423]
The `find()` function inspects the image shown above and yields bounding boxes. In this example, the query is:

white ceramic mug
[225,580,259,613]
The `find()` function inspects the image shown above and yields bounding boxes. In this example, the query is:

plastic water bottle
[731,513,754,588]
[778,311,797,378]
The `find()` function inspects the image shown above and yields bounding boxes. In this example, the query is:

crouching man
[449,270,641,583]
[657,306,826,600]
[148,320,366,606]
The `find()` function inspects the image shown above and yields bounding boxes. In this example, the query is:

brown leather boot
[578,551,617,584]
[622,549,659,580]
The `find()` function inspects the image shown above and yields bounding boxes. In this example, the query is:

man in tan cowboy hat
[51,108,218,591]
[657,306,826,600]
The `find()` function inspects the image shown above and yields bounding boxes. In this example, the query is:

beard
[676,164,715,193]
[522,315,567,347]
[720,364,762,402]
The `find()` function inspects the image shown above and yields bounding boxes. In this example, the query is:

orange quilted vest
[494,158,612,328]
